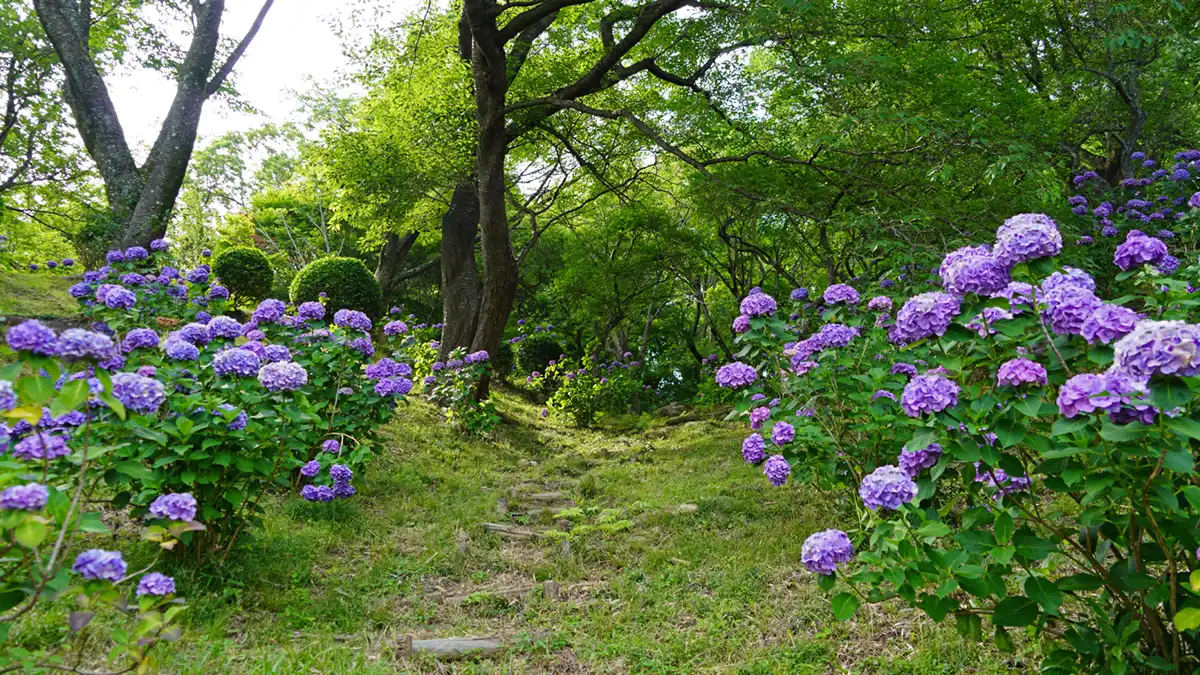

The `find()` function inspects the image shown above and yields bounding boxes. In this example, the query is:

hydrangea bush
[717,211,1200,672]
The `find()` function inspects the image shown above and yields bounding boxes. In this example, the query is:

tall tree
[32,0,275,247]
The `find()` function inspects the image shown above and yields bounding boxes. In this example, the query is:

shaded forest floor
[0,272,79,322]
[126,393,1035,673]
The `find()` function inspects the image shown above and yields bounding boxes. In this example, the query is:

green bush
[212,246,274,304]
[290,256,381,318]
[494,341,514,379]
[73,213,121,270]
[514,332,563,374]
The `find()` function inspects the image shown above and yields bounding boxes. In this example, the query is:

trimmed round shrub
[515,332,563,374]
[212,246,274,304]
[290,257,381,318]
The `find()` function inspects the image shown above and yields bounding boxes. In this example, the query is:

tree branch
[205,0,275,98]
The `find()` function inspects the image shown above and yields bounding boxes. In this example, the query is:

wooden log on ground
[523,491,570,503]
[408,636,507,660]
[481,522,539,539]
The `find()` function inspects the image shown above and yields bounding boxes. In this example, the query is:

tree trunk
[375,231,420,308]
[439,182,482,357]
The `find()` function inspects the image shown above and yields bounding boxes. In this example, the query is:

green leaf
[1058,574,1103,591]
[831,593,859,621]
[1150,379,1193,411]
[1024,576,1063,614]
[1051,418,1088,437]
[992,596,1039,627]
[16,376,56,406]
[1164,448,1194,474]
[1174,606,1200,632]
[115,461,154,483]
[1167,418,1200,442]
[915,522,951,538]
[14,518,48,548]
[994,512,1013,544]
[76,512,109,534]
[909,427,938,452]
[1099,422,1145,442]
[994,419,1026,448]
[817,574,836,591]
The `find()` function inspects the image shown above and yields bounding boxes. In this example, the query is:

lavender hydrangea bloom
[749,406,770,430]
[763,455,791,486]
[771,421,795,446]
[992,282,1035,314]
[213,404,247,431]
[732,315,751,334]
[208,285,229,300]
[941,246,1010,296]
[1042,286,1102,336]
[102,286,136,309]
[263,344,291,363]
[867,296,893,311]
[177,323,211,345]
[149,493,197,521]
[464,350,488,364]
[330,464,353,483]
[740,291,777,318]
[823,284,860,305]
[106,250,125,264]
[898,442,943,477]
[374,376,413,397]
[333,309,372,331]
[136,572,175,596]
[12,433,70,460]
[791,288,809,300]
[212,348,261,377]
[56,329,115,361]
[993,213,1062,265]
[891,363,917,378]
[816,323,859,349]
[715,362,757,389]
[900,374,959,417]
[0,483,49,511]
[124,246,148,260]
[322,439,341,453]
[205,315,240,340]
[1114,231,1168,270]
[111,372,165,414]
[742,434,766,464]
[185,267,209,284]
[252,299,286,323]
[1112,320,1200,378]
[1081,304,1139,345]
[120,273,147,286]
[801,529,854,575]
[69,283,92,299]
[996,358,1047,387]
[150,238,169,252]
[859,465,918,510]
[301,460,320,477]
[1042,267,1095,295]
[0,380,14,412]
[122,328,160,353]
[333,483,357,498]
[301,485,335,502]
[1156,254,1180,275]
[1056,374,1120,417]
[348,336,374,357]
[258,361,308,392]
[164,339,199,362]
[365,358,407,380]
[895,292,961,341]
[289,301,323,322]
[872,390,896,402]
[1189,192,1200,209]
[72,549,126,581]
[383,321,408,336]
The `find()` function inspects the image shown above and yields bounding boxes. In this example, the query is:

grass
[0,272,79,321]
[95,392,1037,674]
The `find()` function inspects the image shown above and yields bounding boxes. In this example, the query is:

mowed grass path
[130,393,1031,673]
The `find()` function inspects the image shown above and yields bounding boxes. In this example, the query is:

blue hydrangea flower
[258,361,308,392]
[0,483,49,511]
[136,572,175,596]
[333,310,372,331]
[801,529,854,575]
[859,465,918,510]
[7,320,57,355]
[148,493,197,521]
[122,328,160,353]
[298,302,325,321]
[763,455,790,486]
[56,329,115,361]
[213,348,261,377]
[111,372,165,414]
[72,549,126,581]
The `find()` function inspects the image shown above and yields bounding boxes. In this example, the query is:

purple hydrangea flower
[301,460,320,477]
[365,358,408,380]
[212,348,261,377]
[330,464,353,483]
[205,315,240,340]
[164,339,199,362]
[1042,267,1095,295]
[1114,231,1168,270]
[102,286,136,309]
[997,358,1047,387]
[348,336,374,357]
[898,443,943,477]
[121,328,160,353]
[208,285,229,300]
[1156,254,1180,275]
[742,434,766,463]
[867,296,893,311]
[212,404,247,431]
[872,390,896,402]
[1042,285,1101,336]
[301,485,335,502]
[120,273,147,286]
[749,406,771,430]
[1081,304,1139,345]
[149,239,169,252]
[823,284,860,305]
[940,246,1010,296]
[258,361,308,392]
[105,250,125,264]
[732,315,751,334]
[136,572,175,596]
[974,463,1032,496]
[715,362,757,389]
[333,310,372,331]
[253,299,287,323]
[111,372,165,414]
[993,213,1062,265]
[859,465,918,510]
[801,529,854,575]
[891,363,917,378]
[791,288,809,300]
[333,483,357,498]
[263,344,291,362]
[322,439,341,453]
[900,374,959,417]
[1113,320,1200,378]
[740,292,777,317]
[124,246,148,260]
[69,283,92,299]
[0,483,49,511]
[177,322,211,345]
[770,421,795,445]
[72,549,126,581]
[895,292,961,341]
[149,493,197,521]
[383,321,408,336]
[1056,373,1119,417]
[0,380,14,412]
[763,455,791,486]
[297,301,325,321]
[185,267,209,284]
[464,350,489,364]
[374,377,413,397]
[56,329,115,361]
[12,433,70,460]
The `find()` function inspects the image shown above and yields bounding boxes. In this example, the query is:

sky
[107,0,421,158]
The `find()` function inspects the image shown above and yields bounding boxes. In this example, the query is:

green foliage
[73,214,122,270]
[290,256,382,318]
[0,273,79,320]
[514,332,564,375]
[213,246,275,304]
